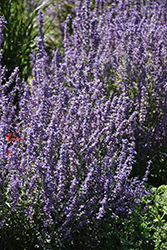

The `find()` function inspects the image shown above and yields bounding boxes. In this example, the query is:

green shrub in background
[99,185,167,250]
[149,185,167,249]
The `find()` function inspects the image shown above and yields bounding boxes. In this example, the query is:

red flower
[5,132,21,156]
[5,132,20,143]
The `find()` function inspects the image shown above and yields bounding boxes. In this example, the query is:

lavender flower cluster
[1,0,166,247]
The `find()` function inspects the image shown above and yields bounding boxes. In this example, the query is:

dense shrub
[0,2,150,248]
[1,0,167,248]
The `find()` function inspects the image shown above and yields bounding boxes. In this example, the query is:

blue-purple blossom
[1,0,167,248]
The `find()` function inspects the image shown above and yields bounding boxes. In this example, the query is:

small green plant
[115,185,167,250]
[149,185,167,249]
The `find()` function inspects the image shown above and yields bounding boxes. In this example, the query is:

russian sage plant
[0,1,159,249]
